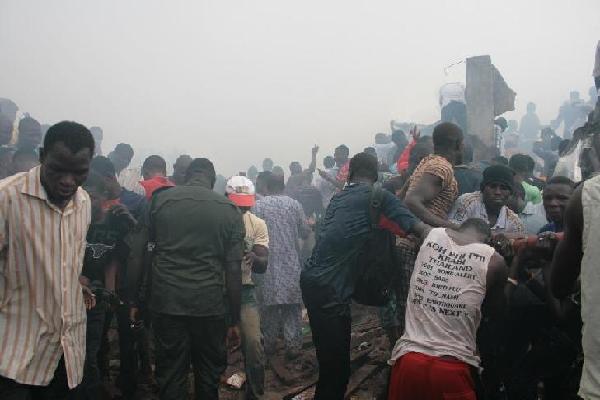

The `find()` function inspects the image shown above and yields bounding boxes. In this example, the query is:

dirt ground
[103,305,390,400]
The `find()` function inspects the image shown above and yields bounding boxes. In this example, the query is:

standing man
[509,154,543,205]
[520,102,541,153]
[388,220,507,399]
[334,144,350,187]
[384,123,462,344]
[404,122,462,228]
[439,82,467,134]
[140,155,174,199]
[16,115,42,152]
[0,113,13,147]
[301,152,428,400]
[89,127,103,156]
[0,121,95,398]
[551,155,600,399]
[89,155,145,398]
[171,154,192,186]
[108,143,145,196]
[226,176,269,400]
[150,158,244,400]
[262,158,274,173]
[78,172,136,400]
[315,155,337,208]
[254,173,310,360]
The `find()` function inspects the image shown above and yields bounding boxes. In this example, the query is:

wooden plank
[344,364,379,399]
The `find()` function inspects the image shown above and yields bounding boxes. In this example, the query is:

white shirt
[449,191,526,234]
[439,82,466,108]
[117,166,145,196]
[390,228,494,367]
[580,175,600,398]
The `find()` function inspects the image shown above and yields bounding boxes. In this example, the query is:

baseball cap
[226,176,256,207]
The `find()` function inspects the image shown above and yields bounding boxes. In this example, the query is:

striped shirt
[0,166,91,388]
[449,191,526,234]
[406,154,458,220]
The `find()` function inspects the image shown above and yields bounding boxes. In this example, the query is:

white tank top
[390,228,494,367]
[579,175,600,399]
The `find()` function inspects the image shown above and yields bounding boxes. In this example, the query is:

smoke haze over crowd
[1,0,598,174]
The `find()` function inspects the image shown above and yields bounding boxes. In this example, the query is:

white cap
[226,176,256,207]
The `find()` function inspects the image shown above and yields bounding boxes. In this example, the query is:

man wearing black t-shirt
[77,172,136,400]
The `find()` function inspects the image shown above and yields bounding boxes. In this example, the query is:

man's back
[150,184,244,317]
[254,195,307,306]
[302,183,416,309]
[390,228,495,367]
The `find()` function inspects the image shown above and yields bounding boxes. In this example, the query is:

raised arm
[308,145,318,174]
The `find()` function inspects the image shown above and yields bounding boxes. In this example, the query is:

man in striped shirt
[0,121,95,399]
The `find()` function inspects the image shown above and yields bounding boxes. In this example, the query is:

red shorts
[387,352,476,400]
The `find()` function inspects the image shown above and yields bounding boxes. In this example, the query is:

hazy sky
[1,0,599,175]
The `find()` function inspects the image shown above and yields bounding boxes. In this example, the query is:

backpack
[352,185,400,306]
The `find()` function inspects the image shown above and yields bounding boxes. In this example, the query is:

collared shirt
[301,183,418,312]
[519,202,547,235]
[149,183,245,317]
[0,166,91,388]
[117,166,145,196]
[449,191,525,234]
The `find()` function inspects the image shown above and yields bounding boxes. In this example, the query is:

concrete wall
[466,55,495,160]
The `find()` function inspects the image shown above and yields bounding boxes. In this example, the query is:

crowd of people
[1,43,600,400]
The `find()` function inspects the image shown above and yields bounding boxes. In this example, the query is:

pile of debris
[103,304,392,399]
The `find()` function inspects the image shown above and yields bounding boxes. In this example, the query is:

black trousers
[99,304,138,398]
[153,313,227,400]
[306,306,351,400]
[75,306,106,400]
[0,358,73,400]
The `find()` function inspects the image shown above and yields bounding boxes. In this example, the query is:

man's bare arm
[249,244,269,274]
[405,173,455,228]
[484,253,508,320]
[550,185,583,299]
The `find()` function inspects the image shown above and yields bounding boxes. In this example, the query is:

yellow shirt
[242,212,269,286]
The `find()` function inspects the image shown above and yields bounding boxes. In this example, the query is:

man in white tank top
[552,170,600,399]
[388,219,507,400]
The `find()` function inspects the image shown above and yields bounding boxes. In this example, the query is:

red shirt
[139,176,175,199]
[336,161,350,184]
